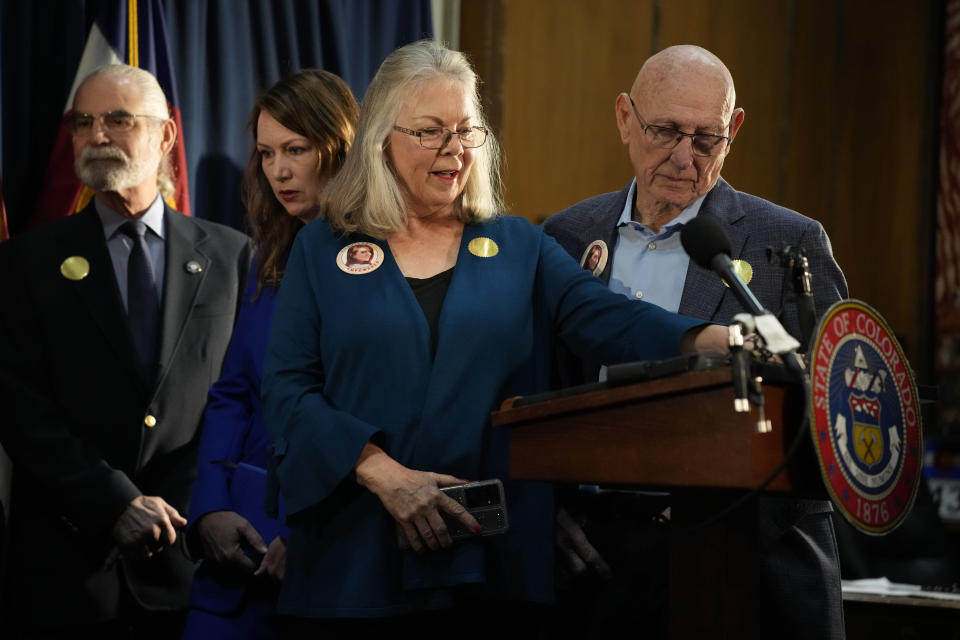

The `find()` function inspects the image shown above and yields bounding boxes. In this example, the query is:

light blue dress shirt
[608,179,705,313]
[97,195,166,311]
[593,180,706,492]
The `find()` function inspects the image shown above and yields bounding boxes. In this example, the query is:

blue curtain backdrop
[0,0,433,233]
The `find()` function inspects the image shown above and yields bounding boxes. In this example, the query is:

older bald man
[544,45,847,639]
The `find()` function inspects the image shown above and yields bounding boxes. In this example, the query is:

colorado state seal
[809,300,922,534]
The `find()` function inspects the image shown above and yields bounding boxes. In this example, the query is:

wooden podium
[492,363,824,638]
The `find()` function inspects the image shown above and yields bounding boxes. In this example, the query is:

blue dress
[184,258,288,638]
[261,215,701,618]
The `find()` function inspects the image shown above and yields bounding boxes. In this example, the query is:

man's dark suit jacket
[543,177,849,639]
[0,204,251,627]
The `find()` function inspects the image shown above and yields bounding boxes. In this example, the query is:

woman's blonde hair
[321,40,503,237]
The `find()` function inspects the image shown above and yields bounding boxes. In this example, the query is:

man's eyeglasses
[627,95,730,157]
[393,125,488,150]
[67,110,166,135]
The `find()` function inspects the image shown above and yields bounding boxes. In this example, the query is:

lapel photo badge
[60,256,90,281]
[468,237,499,258]
[579,240,608,277]
[337,242,384,275]
[809,300,922,535]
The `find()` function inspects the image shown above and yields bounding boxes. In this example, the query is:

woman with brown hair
[183,69,358,639]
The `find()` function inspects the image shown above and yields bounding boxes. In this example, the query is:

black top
[406,267,454,354]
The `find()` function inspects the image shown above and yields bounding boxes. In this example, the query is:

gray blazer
[543,178,849,640]
[0,204,251,627]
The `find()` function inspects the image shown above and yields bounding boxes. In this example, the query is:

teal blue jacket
[262,215,701,617]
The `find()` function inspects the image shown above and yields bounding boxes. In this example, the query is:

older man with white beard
[0,64,250,638]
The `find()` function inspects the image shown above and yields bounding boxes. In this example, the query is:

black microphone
[681,215,805,380]
[680,216,767,316]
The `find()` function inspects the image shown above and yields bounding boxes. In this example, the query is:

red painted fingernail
[473,525,482,533]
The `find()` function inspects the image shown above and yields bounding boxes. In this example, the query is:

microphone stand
[766,244,816,352]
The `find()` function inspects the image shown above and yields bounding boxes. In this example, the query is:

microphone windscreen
[681,216,733,269]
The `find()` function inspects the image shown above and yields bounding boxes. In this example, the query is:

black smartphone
[439,479,509,540]
[397,479,509,548]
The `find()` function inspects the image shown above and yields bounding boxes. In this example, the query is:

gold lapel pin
[468,237,499,258]
[722,259,754,287]
[60,256,90,281]
[184,260,203,274]
[732,259,753,284]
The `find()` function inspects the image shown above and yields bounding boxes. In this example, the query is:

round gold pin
[468,237,499,258]
[732,259,753,285]
[60,256,90,281]
[722,259,754,288]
